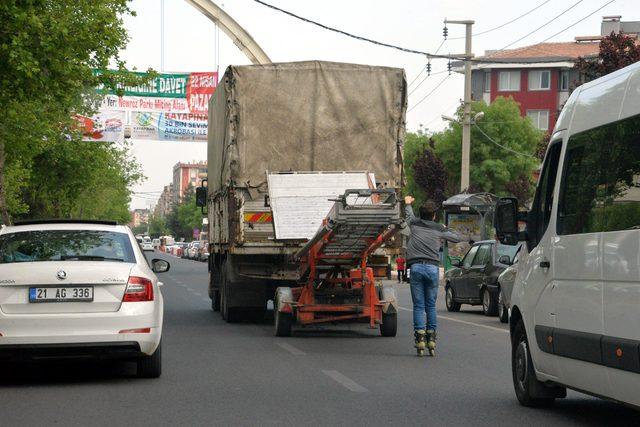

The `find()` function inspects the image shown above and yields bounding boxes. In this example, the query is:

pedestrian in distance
[395,255,406,283]
[404,196,466,357]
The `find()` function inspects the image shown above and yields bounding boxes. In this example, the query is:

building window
[484,72,491,93]
[560,70,569,91]
[528,70,550,91]
[498,71,520,91]
[527,110,549,131]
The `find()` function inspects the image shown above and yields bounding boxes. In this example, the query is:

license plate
[29,287,94,303]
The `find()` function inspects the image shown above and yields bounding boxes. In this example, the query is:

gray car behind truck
[200,60,407,322]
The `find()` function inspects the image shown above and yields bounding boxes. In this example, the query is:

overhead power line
[408,74,451,112]
[473,124,536,158]
[492,0,585,54]
[408,69,448,96]
[539,0,617,43]
[449,0,551,40]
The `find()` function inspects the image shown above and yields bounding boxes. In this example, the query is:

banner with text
[91,71,217,142]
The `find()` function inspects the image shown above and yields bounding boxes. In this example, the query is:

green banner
[96,71,190,98]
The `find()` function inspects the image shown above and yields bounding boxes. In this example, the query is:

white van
[495,61,640,408]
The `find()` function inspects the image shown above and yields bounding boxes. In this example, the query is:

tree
[412,143,448,206]
[166,186,204,240]
[0,1,153,224]
[576,32,640,83]
[432,97,541,203]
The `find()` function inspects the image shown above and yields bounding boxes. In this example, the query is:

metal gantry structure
[184,0,272,65]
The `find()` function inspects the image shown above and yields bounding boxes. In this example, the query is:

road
[0,252,638,426]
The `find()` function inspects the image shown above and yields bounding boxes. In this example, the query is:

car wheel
[498,291,509,323]
[512,320,565,406]
[482,288,498,316]
[137,341,162,378]
[445,284,461,312]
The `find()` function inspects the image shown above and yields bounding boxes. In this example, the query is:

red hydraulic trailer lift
[274,189,405,337]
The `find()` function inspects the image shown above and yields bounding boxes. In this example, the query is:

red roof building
[468,16,639,132]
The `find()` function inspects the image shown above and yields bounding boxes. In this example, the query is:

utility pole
[443,19,474,192]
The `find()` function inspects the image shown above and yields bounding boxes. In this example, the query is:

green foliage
[148,214,170,237]
[0,0,153,224]
[432,98,541,203]
[169,187,204,240]
[576,32,640,83]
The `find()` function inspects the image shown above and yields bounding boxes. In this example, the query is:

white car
[152,239,161,249]
[0,220,167,378]
[141,238,154,252]
[495,61,640,408]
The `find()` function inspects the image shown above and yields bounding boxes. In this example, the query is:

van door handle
[540,260,550,269]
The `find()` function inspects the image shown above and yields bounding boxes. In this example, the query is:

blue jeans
[409,263,440,331]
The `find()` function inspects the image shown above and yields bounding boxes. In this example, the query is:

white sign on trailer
[267,171,374,240]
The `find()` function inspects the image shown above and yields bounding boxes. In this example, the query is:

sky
[121,0,638,209]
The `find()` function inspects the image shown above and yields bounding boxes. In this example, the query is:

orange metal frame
[292,220,400,327]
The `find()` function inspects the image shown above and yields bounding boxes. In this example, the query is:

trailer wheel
[275,309,293,337]
[379,312,397,337]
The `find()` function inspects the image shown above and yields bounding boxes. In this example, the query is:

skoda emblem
[56,270,67,281]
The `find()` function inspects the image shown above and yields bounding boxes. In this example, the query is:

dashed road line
[398,306,508,334]
[277,342,306,356]
[322,370,368,393]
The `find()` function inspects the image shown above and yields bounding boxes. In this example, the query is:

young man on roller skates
[404,196,465,356]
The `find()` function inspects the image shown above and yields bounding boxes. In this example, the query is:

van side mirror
[494,197,522,245]
[195,186,207,208]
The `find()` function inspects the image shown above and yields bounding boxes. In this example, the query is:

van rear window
[558,114,640,235]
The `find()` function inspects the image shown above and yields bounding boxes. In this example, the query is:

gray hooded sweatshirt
[404,205,464,266]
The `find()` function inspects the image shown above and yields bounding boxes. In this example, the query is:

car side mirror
[498,255,512,265]
[494,197,524,245]
[451,259,462,268]
[151,259,170,274]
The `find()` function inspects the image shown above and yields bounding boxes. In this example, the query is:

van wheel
[512,320,564,406]
[445,285,461,312]
[498,291,508,323]
[482,288,498,316]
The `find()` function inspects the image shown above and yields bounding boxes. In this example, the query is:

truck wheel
[379,312,397,337]
[512,320,565,406]
[211,290,221,312]
[445,284,461,312]
[137,341,162,378]
[482,288,498,316]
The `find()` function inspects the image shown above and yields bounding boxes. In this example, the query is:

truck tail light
[123,276,154,302]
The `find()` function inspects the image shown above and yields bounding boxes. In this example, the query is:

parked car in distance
[444,240,520,316]
[187,241,200,259]
[0,219,168,378]
[152,238,160,249]
[496,245,522,323]
[141,237,154,252]
[494,61,640,408]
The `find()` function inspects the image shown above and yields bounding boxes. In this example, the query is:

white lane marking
[398,306,508,334]
[277,342,306,356]
[322,370,368,393]
[194,292,202,297]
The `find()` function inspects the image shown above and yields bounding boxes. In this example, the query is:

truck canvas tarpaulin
[207,61,407,192]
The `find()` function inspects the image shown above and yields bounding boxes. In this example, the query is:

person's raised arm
[404,196,420,225]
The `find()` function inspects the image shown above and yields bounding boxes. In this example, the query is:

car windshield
[497,243,521,261]
[0,230,135,264]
